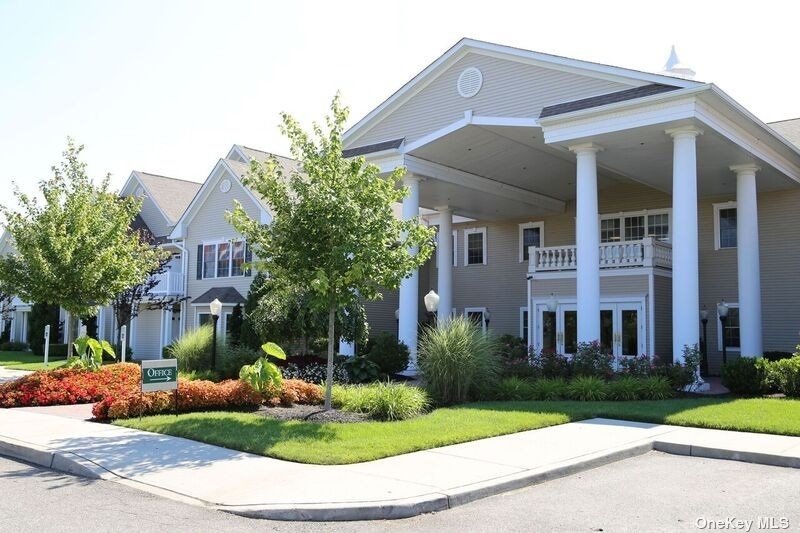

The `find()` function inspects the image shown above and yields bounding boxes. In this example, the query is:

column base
[682,377,711,393]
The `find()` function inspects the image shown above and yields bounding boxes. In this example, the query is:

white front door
[533,299,646,357]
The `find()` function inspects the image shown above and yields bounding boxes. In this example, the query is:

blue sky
[1,0,799,207]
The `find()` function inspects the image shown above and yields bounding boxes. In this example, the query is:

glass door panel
[541,310,557,354]
[600,309,614,353]
[562,310,577,355]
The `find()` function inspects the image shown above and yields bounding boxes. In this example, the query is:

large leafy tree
[0,140,167,350]
[229,95,434,408]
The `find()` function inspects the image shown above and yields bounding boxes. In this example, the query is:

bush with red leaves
[0,363,140,408]
[92,379,261,420]
[266,378,324,407]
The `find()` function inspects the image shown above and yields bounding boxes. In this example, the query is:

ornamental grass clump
[417,316,500,405]
[332,382,429,421]
[167,325,213,371]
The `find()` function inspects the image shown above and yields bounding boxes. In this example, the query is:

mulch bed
[256,404,369,423]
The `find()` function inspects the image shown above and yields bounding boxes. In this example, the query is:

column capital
[433,205,453,214]
[729,163,761,175]
[665,125,704,139]
[568,142,603,155]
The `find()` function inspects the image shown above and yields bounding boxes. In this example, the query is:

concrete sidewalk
[1,408,799,521]
[0,367,31,384]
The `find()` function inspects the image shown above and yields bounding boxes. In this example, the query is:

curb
[0,434,117,481]
[1,430,799,522]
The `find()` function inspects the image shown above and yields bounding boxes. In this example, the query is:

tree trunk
[324,305,335,410]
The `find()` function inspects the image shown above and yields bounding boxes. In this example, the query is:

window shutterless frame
[519,222,544,262]
[202,240,246,279]
[713,201,737,250]
[599,208,672,243]
[463,227,487,265]
[716,302,741,351]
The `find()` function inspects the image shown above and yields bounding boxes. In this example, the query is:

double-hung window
[464,227,487,266]
[203,240,246,279]
[717,303,740,351]
[519,222,544,262]
[714,202,737,250]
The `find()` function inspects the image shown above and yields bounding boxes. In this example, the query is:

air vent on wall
[457,67,483,98]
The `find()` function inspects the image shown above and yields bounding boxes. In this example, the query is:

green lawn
[115,397,800,465]
[0,350,67,371]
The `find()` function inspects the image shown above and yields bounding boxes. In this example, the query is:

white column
[732,164,762,357]
[667,126,703,362]
[570,142,602,343]
[399,175,421,371]
[436,207,453,324]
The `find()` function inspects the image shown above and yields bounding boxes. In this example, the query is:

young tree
[0,140,167,352]
[229,95,434,409]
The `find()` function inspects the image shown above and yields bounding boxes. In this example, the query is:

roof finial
[660,45,696,80]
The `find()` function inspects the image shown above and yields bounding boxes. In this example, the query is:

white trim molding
[463,227,487,266]
[713,201,737,250]
[519,306,529,343]
[519,221,544,262]
[464,307,488,332]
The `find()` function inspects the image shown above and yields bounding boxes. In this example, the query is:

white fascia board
[225,144,247,161]
[119,171,140,196]
[542,98,698,144]
[695,100,800,184]
[404,155,565,213]
[403,113,540,154]
[365,153,406,175]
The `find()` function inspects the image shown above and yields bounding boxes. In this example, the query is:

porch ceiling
[406,124,626,219]
[568,119,799,197]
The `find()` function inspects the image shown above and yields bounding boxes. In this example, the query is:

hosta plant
[66,335,115,371]
[239,342,286,395]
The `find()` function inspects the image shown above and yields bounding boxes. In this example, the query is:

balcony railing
[149,272,186,295]
[529,237,672,273]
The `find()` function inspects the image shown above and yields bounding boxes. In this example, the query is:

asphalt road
[0,452,797,532]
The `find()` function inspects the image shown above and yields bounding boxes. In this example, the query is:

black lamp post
[209,298,222,370]
[717,300,729,366]
[394,308,400,340]
[700,307,709,377]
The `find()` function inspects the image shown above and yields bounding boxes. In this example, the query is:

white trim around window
[463,227,487,266]
[519,306,529,343]
[599,208,672,243]
[716,302,741,352]
[464,307,488,332]
[519,221,544,262]
[202,239,246,279]
[713,201,737,250]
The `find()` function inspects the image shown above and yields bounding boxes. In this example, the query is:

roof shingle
[539,84,681,119]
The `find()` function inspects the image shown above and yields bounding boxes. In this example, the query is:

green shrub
[654,363,694,391]
[219,344,261,379]
[639,376,674,400]
[417,316,500,405]
[27,303,60,355]
[616,355,654,377]
[530,350,571,379]
[0,341,28,352]
[168,326,213,371]
[572,341,614,379]
[239,342,286,395]
[343,356,380,383]
[179,369,220,382]
[763,351,793,362]
[363,332,410,376]
[606,376,643,401]
[770,357,800,397]
[722,357,769,396]
[332,382,429,421]
[48,344,68,359]
[567,375,607,401]
[530,378,568,400]
[494,376,536,401]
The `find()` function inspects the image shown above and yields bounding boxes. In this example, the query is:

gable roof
[191,287,246,305]
[768,118,800,149]
[343,38,703,146]
[133,172,202,224]
[539,83,681,118]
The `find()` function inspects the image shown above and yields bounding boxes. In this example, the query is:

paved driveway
[0,452,796,532]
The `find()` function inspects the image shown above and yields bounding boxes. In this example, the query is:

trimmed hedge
[492,375,674,402]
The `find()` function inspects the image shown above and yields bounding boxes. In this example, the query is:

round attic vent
[457,67,483,98]
[219,178,231,193]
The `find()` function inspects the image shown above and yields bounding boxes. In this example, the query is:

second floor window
[464,228,487,265]
[600,210,670,243]
[203,240,246,279]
